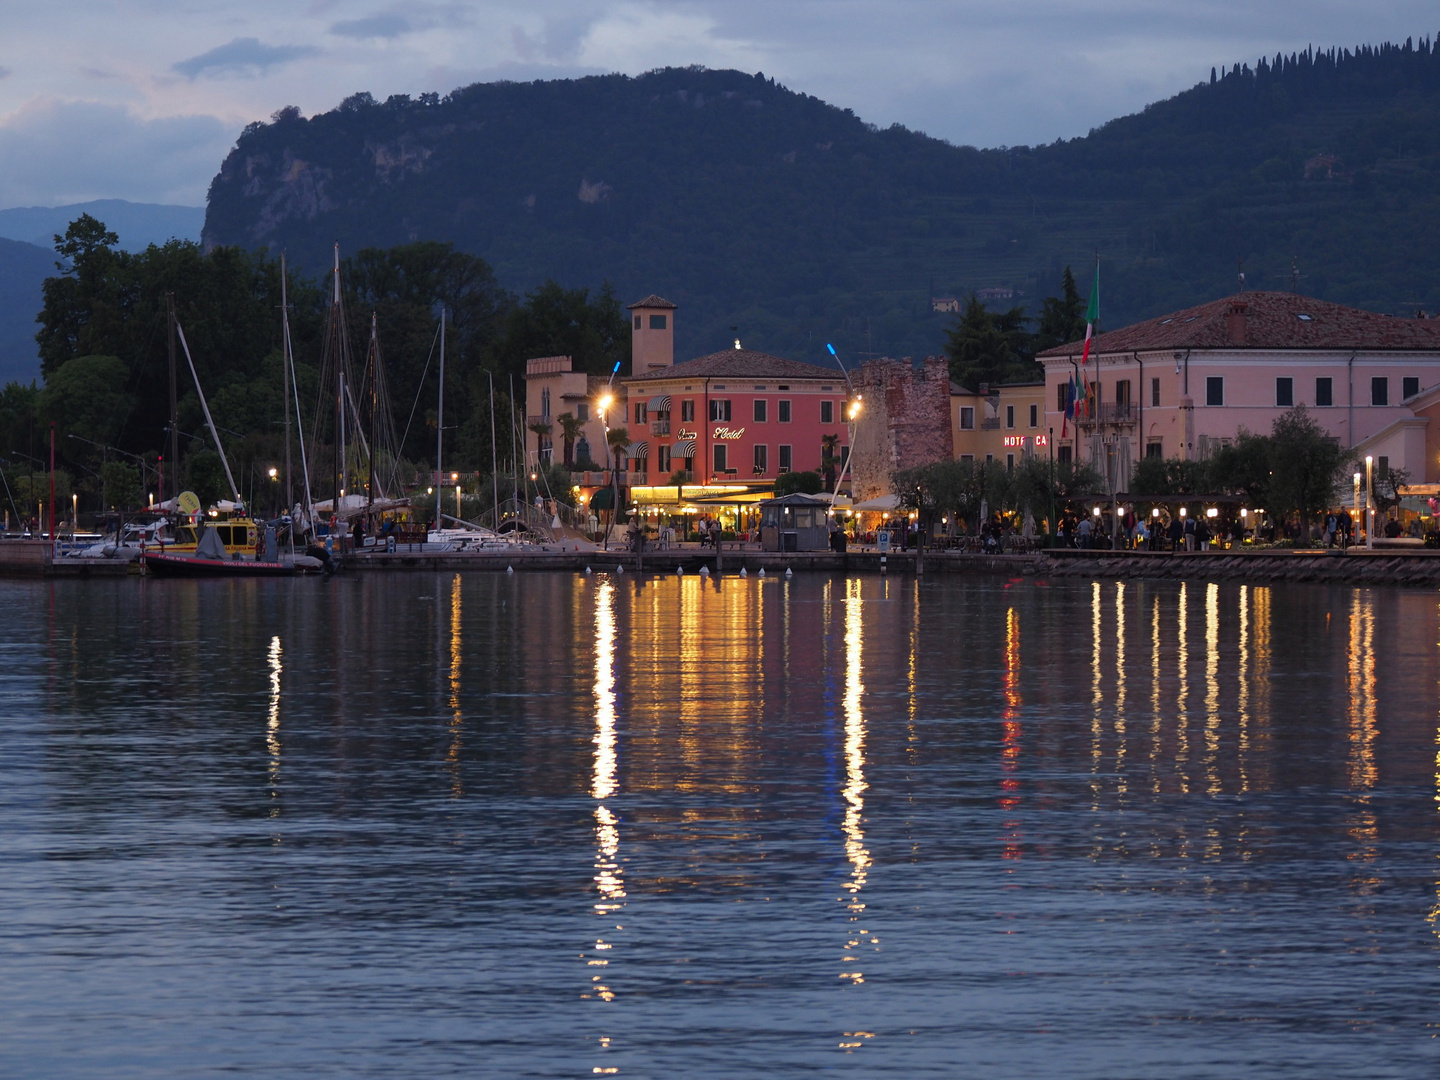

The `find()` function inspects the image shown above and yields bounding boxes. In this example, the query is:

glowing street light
[1365,455,1374,549]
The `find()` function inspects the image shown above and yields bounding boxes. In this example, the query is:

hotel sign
[677,429,698,440]
[712,426,746,440]
[1003,435,1048,448]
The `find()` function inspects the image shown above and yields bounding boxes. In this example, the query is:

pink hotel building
[525,295,853,499]
[1038,291,1440,490]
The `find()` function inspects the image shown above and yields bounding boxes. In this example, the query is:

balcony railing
[526,414,551,429]
[1076,402,1135,426]
[650,420,671,436]
[980,417,1001,430]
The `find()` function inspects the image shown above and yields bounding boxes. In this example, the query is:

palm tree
[528,419,553,465]
[820,433,841,488]
[556,412,584,467]
[602,425,630,550]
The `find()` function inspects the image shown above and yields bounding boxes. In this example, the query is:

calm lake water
[1,571,1437,1078]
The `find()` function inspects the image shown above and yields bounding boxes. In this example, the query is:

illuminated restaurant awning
[672,440,696,457]
[646,394,672,411]
[629,441,648,458]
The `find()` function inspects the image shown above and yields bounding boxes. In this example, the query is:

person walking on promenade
[1167,515,1184,552]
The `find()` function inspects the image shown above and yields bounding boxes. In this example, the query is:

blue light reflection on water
[0,573,1438,1078]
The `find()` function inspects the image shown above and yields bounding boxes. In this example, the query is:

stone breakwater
[1036,549,1440,587]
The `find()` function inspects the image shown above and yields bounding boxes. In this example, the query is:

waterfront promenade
[7,536,1440,586]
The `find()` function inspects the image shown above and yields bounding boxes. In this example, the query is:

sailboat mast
[166,293,179,502]
[368,312,378,516]
[435,307,445,527]
[281,278,315,529]
[330,243,341,517]
[281,255,294,513]
[489,371,499,527]
[338,370,346,506]
[509,373,520,509]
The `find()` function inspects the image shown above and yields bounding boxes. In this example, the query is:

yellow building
[951,380,1049,467]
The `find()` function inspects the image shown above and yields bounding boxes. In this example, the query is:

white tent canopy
[311,494,411,521]
[850,494,900,512]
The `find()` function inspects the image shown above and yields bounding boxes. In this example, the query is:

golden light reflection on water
[1090,581,1102,802]
[1150,592,1162,797]
[1176,582,1191,794]
[266,635,282,819]
[839,576,869,984]
[1345,589,1381,909]
[1000,606,1022,860]
[1113,583,1127,792]
[1081,579,1282,810]
[1347,589,1378,791]
[1237,586,1250,794]
[586,577,624,1013]
[446,574,464,797]
[1204,582,1222,797]
[1430,598,1440,947]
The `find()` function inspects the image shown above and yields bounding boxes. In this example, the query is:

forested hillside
[0,238,54,384]
[203,39,1440,362]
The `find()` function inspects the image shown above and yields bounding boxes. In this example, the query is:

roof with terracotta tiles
[627,294,678,310]
[625,348,845,382]
[1037,291,1440,358]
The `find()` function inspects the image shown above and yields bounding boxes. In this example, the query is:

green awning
[589,487,616,511]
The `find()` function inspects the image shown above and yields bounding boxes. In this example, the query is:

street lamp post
[830,395,862,507]
[1352,471,1361,550]
[1365,455,1374,550]
[597,393,617,550]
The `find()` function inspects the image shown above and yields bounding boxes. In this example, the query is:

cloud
[173,37,321,80]
[0,98,233,206]
[330,13,413,40]
[0,66,11,81]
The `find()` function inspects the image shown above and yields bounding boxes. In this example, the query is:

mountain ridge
[202,41,1440,364]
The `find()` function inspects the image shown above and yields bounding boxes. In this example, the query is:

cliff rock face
[204,48,1440,361]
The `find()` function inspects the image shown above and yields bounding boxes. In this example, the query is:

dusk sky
[0,1,1434,208]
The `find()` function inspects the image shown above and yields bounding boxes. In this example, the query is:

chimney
[1227,301,1248,345]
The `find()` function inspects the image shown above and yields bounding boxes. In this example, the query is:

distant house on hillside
[931,297,961,314]
[976,287,1015,302]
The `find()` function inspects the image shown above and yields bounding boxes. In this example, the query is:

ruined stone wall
[849,356,954,499]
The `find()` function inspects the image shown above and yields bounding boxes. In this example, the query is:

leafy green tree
[35,218,325,494]
[943,296,1037,391]
[1373,463,1410,517]
[1207,431,1272,505]
[1129,454,1208,495]
[98,460,142,509]
[1034,266,1087,353]
[344,241,510,467]
[893,458,1017,532]
[37,355,134,448]
[775,470,823,496]
[489,280,629,380]
[1268,405,1351,534]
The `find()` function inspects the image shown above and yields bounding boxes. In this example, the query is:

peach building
[1037,291,1440,491]
[951,380,1048,467]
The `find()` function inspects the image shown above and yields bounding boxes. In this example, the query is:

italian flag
[1077,260,1099,419]
[1080,259,1099,368]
